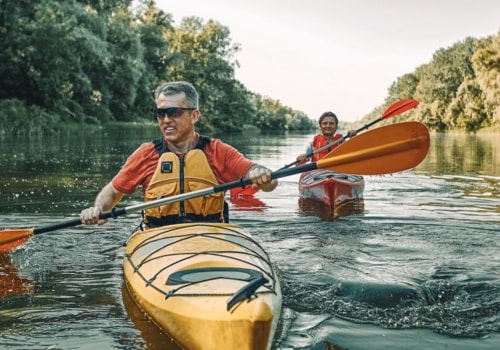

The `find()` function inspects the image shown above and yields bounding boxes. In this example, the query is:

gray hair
[154,81,199,108]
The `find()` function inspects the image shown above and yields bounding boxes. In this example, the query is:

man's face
[155,92,199,143]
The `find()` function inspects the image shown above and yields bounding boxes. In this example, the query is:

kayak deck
[123,222,282,350]
[299,169,364,207]
[299,169,365,219]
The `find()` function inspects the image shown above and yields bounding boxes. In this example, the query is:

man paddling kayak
[80,81,277,229]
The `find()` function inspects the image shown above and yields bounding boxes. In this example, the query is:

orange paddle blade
[381,99,419,119]
[318,121,430,175]
[0,228,34,253]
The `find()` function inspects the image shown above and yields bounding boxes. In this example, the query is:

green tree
[66,4,114,123]
[0,0,35,103]
[386,73,419,103]
[1,1,77,115]
[472,31,500,127]
[105,7,146,121]
[133,0,175,120]
[446,78,488,131]
[0,0,137,125]
[286,110,315,131]
[251,94,287,131]
[0,0,337,134]
[165,17,255,132]
[412,38,477,131]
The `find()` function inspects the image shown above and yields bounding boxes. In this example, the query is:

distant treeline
[0,0,315,135]
[356,31,500,133]
[1,1,499,136]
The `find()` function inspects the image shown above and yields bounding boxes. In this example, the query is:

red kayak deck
[298,169,364,218]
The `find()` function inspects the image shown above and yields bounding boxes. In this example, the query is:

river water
[0,126,499,349]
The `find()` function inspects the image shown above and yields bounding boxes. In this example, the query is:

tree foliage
[362,32,500,133]
[0,0,312,135]
[164,17,255,132]
[1,0,499,135]
[472,33,500,127]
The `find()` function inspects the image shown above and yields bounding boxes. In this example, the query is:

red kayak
[298,169,364,218]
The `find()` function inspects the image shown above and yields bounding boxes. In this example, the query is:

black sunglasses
[155,107,196,119]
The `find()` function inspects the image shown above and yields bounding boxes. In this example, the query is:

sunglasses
[156,107,196,119]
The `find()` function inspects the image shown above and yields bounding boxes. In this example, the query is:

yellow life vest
[143,138,226,226]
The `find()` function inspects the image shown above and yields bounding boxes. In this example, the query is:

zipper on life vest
[179,155,186,218]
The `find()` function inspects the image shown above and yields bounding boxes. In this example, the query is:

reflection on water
[121,283,181,350]
[0,254,34,297]
[228,195,267,211]
[1,129,499,350]
[418,133,499,175]
[298,197,365,221]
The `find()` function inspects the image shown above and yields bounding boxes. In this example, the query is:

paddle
[0,121,430,253]
[282,99,420,169]
[230,98,419,196]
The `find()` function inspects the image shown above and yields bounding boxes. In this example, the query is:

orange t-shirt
[112,136,255,196]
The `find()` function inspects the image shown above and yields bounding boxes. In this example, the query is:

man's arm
[80,182,124,225]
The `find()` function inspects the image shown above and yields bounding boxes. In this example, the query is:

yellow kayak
[123,222,282,350]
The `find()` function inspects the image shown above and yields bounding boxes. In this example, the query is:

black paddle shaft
[33,207,127,235]
[31,163,317,236]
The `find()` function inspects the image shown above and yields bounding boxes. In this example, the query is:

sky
[155,0,500,122]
